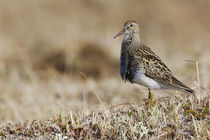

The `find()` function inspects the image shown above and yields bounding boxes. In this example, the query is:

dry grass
[0,95,209,139]
[0,0,209,139]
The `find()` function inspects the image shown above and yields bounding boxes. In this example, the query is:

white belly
[133,70,162,89]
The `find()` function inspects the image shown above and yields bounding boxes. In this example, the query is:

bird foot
[145,89,153,109]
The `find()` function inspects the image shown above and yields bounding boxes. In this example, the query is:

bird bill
[114,30,124,38]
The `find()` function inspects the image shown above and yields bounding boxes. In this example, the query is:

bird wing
[136,44,194,94]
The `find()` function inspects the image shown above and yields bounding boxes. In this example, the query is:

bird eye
[130,24,133,27]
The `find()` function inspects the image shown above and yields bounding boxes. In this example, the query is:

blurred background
[0,0,209,124]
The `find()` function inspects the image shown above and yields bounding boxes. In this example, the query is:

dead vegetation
[0,95,209,139]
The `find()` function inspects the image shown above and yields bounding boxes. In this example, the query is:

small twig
[195,61,201,103]
[183,59,196,63]
[80,72,105,108]
[154,132,168,139]
[191,114,199,138]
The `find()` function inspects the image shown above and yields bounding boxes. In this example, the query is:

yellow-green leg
[147,88,153,109]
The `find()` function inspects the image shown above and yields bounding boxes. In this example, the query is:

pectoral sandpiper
[114,20,194,106]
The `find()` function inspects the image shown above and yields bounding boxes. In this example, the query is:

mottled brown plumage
[114,20,194,96]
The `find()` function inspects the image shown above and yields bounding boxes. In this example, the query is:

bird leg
[147,88,153,108]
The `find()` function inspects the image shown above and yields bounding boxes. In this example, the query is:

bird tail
[180,87,195,96]
[171,77,195,96]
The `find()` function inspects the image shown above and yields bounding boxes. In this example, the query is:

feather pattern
[119,21,194,95]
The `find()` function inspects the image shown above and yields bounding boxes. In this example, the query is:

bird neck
[132,32,141,43]
[121,32,142,53]
[124,31,141,42]
[123,32,142,48]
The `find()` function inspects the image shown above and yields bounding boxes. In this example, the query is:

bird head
[114,20,139,38]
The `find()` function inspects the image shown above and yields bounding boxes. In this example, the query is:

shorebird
[114,20,194,106]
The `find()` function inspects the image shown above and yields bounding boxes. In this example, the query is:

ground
[0,95,209,139]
